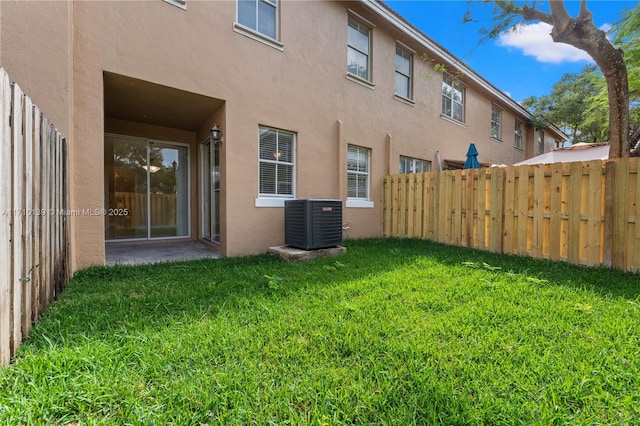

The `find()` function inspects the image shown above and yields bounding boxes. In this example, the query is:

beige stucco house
[0,0,567,271]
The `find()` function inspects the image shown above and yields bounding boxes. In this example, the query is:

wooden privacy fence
[113,192,178,227]
[383,158,640,273]
[0,68,70,366]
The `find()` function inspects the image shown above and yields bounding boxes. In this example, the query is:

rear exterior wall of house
[0,0,564,270]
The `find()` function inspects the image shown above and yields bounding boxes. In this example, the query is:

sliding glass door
[105,134,189,240]
[148,141,189,238]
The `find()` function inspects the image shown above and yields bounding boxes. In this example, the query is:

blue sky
[384,0,637,103]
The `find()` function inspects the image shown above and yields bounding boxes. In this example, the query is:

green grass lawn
[1,238,639,425]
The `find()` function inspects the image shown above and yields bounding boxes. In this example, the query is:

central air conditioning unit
[284,199,342,250]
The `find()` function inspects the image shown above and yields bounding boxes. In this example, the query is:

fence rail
[383,158,640,273]
[0,67,70,366]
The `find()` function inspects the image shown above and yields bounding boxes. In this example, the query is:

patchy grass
[1,238,639,424]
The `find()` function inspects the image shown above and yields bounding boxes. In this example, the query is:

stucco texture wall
[3,0,548,268]
[0,1,72,136]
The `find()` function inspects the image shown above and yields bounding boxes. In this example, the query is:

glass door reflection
[148,142,189,238]
[105,135,149,239]
[201,139,220,243]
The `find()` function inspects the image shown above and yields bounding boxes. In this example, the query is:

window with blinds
[347,145,370,200]
[259,127,295,198]
[237,0,278,40]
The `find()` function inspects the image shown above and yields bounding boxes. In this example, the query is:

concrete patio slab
[106,241,220,265]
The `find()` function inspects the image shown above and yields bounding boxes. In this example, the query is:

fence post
[423,172,435,240]
[382,176,389,236]
[442,171,453,243]
[464,170,474,248]
[477,169,487,249]
[502,167,515,255]
[433,171,442,242]
[548,163,563,261]
[391,175,399,237]
[532,165,545,258]
[413,173,424,237]
[398,175,407,237]
[603,161,615,267]
[567,162,583,265]
[613,159,629,270]
[489,167,504,253]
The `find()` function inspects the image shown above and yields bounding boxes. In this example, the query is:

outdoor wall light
[211,124,222,144]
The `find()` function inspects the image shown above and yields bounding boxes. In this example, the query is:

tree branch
[521,5,553,24]
[547,1,573,36]
[547,1,572,23]
[578,0,593,23]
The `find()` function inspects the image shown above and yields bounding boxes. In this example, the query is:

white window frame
[347,15,372,84]
[347,144,373,208]
[234,0,283,51]
[256,126,295,207]
[491,104,502,140]
[399,156,430,174]
[514,119,523,150]
[442,75,465,123]
[394,46,413,101]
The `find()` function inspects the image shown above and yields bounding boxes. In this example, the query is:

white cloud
[497,22,594,64]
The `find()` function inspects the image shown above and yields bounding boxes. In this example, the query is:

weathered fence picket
[0,68,13,365]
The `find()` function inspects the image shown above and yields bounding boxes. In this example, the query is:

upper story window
[514,119,523,149]
[442,76,464,122]
[347,17,371,82]
[237,0,278,41]
[395,46,412,100]
[536,130,544,155]
[491,104,502,140]
[399,156,430,174]
[258,126,295,200]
